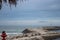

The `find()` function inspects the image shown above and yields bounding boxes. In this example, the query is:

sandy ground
[0,35,44,40]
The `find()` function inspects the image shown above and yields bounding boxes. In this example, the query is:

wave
[0,33,22,35]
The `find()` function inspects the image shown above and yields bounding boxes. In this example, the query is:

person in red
[1,31,7,40]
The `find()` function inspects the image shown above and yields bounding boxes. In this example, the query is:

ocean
[0,25,42,35]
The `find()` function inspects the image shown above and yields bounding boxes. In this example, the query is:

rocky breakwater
[11,28,44,40]
[42,26,60,31]
[11,26,60,40]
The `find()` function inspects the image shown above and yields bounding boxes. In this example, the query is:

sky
[0,0,60,26]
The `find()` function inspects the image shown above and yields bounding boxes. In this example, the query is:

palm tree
[0,0,2,10]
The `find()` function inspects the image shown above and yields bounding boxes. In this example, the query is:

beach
[0,26,60,40]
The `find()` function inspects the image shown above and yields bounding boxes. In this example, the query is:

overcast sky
[0,0,60,26]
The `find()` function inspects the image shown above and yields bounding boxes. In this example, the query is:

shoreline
[0,26,60,40]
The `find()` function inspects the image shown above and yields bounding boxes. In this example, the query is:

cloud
[16,0,60,10]
[0,19,60,26]
[34,0,60,10]
[0,20,39,25]
[0,0,60,26]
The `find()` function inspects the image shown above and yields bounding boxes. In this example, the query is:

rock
[42,26,60,31]
[22,28,36,34]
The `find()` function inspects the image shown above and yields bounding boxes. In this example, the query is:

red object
[1,33,7,40]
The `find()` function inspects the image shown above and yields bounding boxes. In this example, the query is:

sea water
[0,25,41,35]
[0,25,26,34]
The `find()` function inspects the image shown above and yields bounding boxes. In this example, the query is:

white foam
[0,33,22,35]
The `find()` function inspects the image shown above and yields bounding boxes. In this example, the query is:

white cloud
[19,0,60,10]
